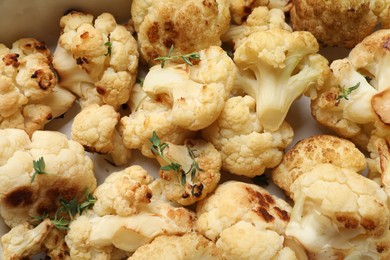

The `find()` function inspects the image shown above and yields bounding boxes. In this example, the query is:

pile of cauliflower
[1,0,390,259]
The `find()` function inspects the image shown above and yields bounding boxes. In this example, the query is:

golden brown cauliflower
[0,128,96,228]
[129,232,221,260]
[228,0,291,24]
[196,181,305,259]
[0,38,76,135]
[272,135,367,197]
[131,0,230,64]
[53,11,138,109]
[290,0,390,47]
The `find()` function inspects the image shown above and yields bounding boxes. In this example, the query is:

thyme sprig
[337,82,360,101]
[104,41,112,56]
[154,45,201,68]
[31,157,49,183]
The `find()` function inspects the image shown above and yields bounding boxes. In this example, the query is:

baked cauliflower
[71,104,131,166]
[129,232,221,260]
[311,29,390,150]
[142,46,237,131]
[202,95,293,177]
[286,163,390,259]
[53,11,138,109]
[120,84,195,158]
[228,0,291,24]
[233,28,330,131]
[131,0,230,64]
[196,181,304,259]
[290,0,390,47]
[149,133,221,205]
[272,135,367,197]
[0,128,96,228]
[0,38,76,135]
[65,166,196,259]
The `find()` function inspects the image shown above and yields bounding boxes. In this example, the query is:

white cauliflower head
[142,46,237,131]
[131,0,230,64]
[203,95,293,177]
[0,38,76,135]
[233,28,330,131]
[129,232,221,260]
[150,136,221,205]
[53,11,139,109]
[120,84,196,158]
[272,135,367,197]
[196,181,302,259]
[0,128,96,228]
[71,104,131,166]
[286,163,390,259]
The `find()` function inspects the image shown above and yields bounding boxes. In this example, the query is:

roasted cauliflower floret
[196,181,303,259]
[120,84,195,158]
[311,29,390,149]
[1,219,53,260]
[234,28,330,131]
[131,0,230,64]
[290,0,390,48]
[129,232,221,260]
[0,38,76,135]
[150,135,221,205]
[143,46,237,131]
[0,128,96,228]
[71,104,131,166]
[272,135,367,197]
[228,0,291,24]
[53,11,138,109]
[222,6,292,47]
[286,163,390,259]
[93,165,154,216]
[203,96,293,177]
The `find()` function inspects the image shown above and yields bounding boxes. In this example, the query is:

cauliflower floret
[93,166,154,216]
[131,0,230,64]
[286,163,390,258]
[311,29,390,149]
[196,181,304,259]
[142,46,237,131]
[151,136,221,205]
[290,0,390,48]
[0,39,76,135]
[228,0,291,24]
[0,128,96,228]
[233,28,330,131]
[272,135,367,197]
[71,104,131,166]
[202,95,293,177]
[129,232,221,260]
[120,84,195,158]
[222,6,292,47]
[1,219,53,260]
[65,167,196,257]
[53,11,138,109]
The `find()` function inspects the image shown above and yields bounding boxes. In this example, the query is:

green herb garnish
[154,45,201,68]
[104,41,112,56]
[337,82,360,101]
[31,157,48,183]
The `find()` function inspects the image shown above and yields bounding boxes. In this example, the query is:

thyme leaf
[31,157,48,183]
[337,82,360,101]
[154,45,200,68]
[104,41,112,56]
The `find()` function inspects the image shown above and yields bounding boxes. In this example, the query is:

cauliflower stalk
[234,28,330,131]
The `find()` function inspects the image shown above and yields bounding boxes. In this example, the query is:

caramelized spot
[361,219,376,230]
[193,183,204,197]
[274,207,290,221]
[146,192,152,199]
[35,42,47,51]
[246,187,269,209]
[377,245,387,253]
[182,192,190,198]
[4,187,34,207]
[31,69,55,90]
[36,201,57,216]
[96,86,106,95]
[256,207,275,222]
[46,113,53,120]
[76,57,84,65]
[163,38,175,49]
[263,194,275,204]
[80,31,90,39]
[147,22,160,44]
[3,53,20,67]
[83,145,97,153]
[383,38,390,50]
[203,0,212,7]
[336,215,359,229]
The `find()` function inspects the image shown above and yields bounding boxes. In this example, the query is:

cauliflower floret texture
[290,0,390,47]
[0,128,96,227]
[53,11,139,109]
[311,29,390,149]
[234,28,330,131]
[196,181,302,259]
[131,0,230,64]
[203,95,293,177]
[0,38,76,135]
[272,135,367,197]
